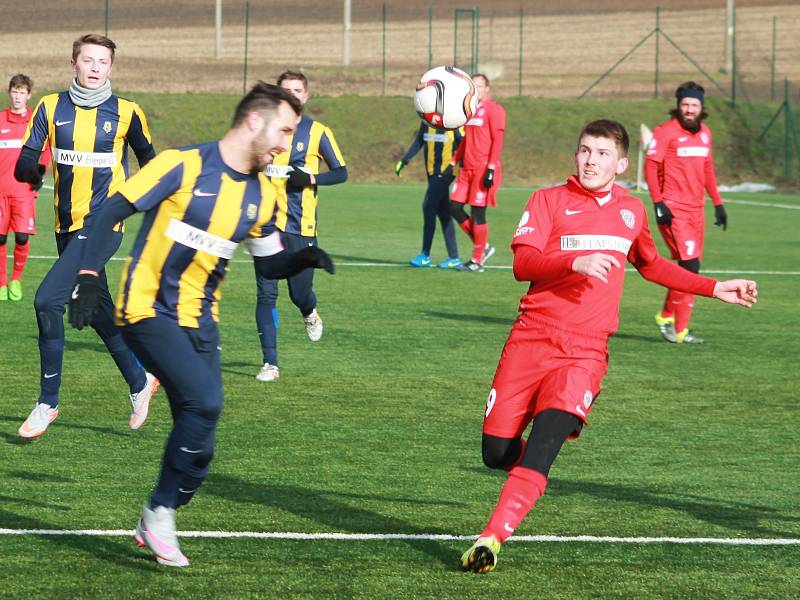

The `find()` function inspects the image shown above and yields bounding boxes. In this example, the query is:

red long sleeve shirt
[452,98,505,170]
[645,118,723,208]
[511,176,717,337]
[0,107,50,198]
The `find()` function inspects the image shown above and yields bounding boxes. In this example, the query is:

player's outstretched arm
[712,279,757,307]
[572,252,621,284]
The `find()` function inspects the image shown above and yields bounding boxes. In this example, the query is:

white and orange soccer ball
[413,66,478,130]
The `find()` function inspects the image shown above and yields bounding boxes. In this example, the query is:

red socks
[481,466,548,543]
[459,218,474,240]
[0,244,6,287]
[12,242,30,282]
[472,223,488,263]
[664,289,695,333]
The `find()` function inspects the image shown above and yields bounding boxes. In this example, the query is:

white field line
[0,528,798,545]
[21,255,800,276]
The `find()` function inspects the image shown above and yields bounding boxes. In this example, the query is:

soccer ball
[413,66,478,130]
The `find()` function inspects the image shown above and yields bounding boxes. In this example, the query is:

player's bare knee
[481,433,522,470]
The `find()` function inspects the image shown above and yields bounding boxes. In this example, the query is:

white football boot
[135,504,189,567]
[256,363,280,382]
[129,372,159,430]
[304,309,323,342]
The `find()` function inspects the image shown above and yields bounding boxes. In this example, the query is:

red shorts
[483,314,608,440]
[657,204,704,261]
[450,167,500,207]
[0,195,37,235]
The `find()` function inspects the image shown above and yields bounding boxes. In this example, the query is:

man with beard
[645,81,727,344]
[66,82,335,566]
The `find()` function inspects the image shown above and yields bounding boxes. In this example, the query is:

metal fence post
[518,8,523,96]
[382,2,386,96]
[243,0,250,96]
[784,79,790,178]
[654,6,660,99]
[731,4,736,107]
[428,5,433,70]
[771,16,777,101]
[104,0,109,36]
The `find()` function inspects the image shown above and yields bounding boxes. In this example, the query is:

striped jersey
[265,114,345,237]
[22,91,154,233]
[402,122,463,177]
[115,141,279,328]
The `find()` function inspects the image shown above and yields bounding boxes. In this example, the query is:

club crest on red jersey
[583,390,593,409]
[700,132,709,145]
[620,209,635,229]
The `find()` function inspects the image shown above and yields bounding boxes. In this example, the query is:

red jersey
[645,118,722,209]
[452,98,505,170]
[0,107,50,198]
[511,176,716,337]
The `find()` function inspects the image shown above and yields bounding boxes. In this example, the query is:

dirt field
[1,1,798,99]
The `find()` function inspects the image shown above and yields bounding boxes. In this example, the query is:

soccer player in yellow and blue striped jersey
[395,122,463,269]
[67,82,334,567]
[15,34,158,440]
[254,70,348,383]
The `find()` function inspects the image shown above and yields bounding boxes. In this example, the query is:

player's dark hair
[277,70,308,90]
[231,81,302,127]
[8,73,33,92]
[472,73,489,86]
[578,119,630,157]
[72,33,117,63]
[670,80,708,122]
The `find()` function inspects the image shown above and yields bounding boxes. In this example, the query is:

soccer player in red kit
[0,74,50,301]
[460,120,757,574]
[645,81,727,344]
[448,73,505,272]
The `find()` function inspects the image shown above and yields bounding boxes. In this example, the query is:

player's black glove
[653,201,673,226]
[482,167,495,189]
[439,164,454,179]
[714,205,728,231]
[68,273,102,330]
[394,160,406,176]
[288,246,335,275]
[18,163,45,192]
[288,169,312,188]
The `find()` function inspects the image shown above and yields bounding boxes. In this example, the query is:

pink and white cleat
[129,373,159,430]
[135,504,189,567]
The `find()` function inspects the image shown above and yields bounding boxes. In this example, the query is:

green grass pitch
[1,182,798,598]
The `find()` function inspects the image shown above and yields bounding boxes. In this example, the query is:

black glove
[288,246,335,275]
[439,164,454,179]
[653,201,673,226]
[288,169,312,188]
[68,273,102,330]
[714,205,727,231]
[19,163,45,191]
[482,167,495,189]
[394,160,406,176]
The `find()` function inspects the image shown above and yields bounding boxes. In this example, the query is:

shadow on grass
[0,494,71,511]
[329,254,404,265]
[464,465,798,538]
[206,473,459,569]
[424,310,514,326]
[0,508,156,571]
[609,332,664,344]
[549,478,800,539]
[5,470,77,484]
[0,414,130,440]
